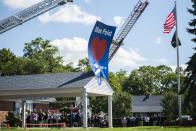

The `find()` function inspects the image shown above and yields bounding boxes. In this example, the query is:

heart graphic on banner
[91,37,107,62]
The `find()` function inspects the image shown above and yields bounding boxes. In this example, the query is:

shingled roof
[0,72,114,99]
[132,95,163,113]
[0,72,94,90]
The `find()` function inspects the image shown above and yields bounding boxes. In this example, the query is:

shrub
[4,111,21,127]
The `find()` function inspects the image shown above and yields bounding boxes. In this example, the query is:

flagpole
[175,0,181,119]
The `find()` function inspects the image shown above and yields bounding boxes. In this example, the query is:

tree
[90,96,108,114]
[161,72,178,93]
[123,66,161,95]
[0,48,15,65]
[161,67,185,93]
[77,58,92,72]
[3,57,31,75]
[0,48,41,75]
[90,92,132,119]
[122,65,184,95]
[1,38,75,76]
[23,37,54,59]
[109,70,128,93]
[0,48,24,76]
[5,111,21,127]
[62,62,78,72]
[183,0,196,119]
[23,37,64,73]
[161,92,179,120]
[23,58,47,74]
[124,66,164,95]
[112,92,132,119]
[123,69,146,95]
[187,0,196,43]
[0,48,49,75]
[0,48,16,75]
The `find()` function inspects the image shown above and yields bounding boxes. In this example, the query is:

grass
[1,126,196,131]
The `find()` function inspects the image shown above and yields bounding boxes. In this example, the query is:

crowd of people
[121,115,161,127]
[24,109,108,128]
[25,109,61,127]
[24,109,160,128]
[88,112,108,127]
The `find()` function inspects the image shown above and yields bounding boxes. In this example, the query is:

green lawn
[1,126,196,131]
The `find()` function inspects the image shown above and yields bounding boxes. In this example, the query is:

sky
[0,0,195,74]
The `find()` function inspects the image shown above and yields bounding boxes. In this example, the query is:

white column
[22,100,26,128]
[108,96,113,128]
[83,92,88,128]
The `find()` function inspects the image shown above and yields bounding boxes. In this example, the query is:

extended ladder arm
[109,0,149,62]
[0,0,73,34]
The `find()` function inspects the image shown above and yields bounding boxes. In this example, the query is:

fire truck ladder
[0,0,73,34]
[108,0,149,62]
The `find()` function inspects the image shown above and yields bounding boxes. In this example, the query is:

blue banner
[88,21,116,85]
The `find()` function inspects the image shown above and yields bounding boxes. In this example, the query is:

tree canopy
[161,92,179,120]
[76,57,92,72]
[0,48,16,76]
[23,37,64,73]
[122,65,184,95]
[0,37,81,75]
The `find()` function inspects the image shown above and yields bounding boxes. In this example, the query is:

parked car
[177,115,192,121]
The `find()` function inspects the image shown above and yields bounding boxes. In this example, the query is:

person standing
[38,109,43,127]
[121,116,127,127]
[144,115,149,126]
[34,112,39,127]
[30,111,35,127]
[130,115,136,127]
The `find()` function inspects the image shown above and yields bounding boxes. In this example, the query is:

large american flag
[163,7,176,33]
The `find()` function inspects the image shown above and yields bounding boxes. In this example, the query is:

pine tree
[183,0,196,119]
[187,0,196,43]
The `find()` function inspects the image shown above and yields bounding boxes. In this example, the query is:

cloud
[2,0,43,9]
[170,64,187,72]
[156,37,162,44]
[113,16,125,26]
[38,5,101,26]
[52,37,88,65]
[52,37,146,70]
[109,48,146,69]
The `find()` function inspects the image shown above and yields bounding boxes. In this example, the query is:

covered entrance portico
[0,72,114,128]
